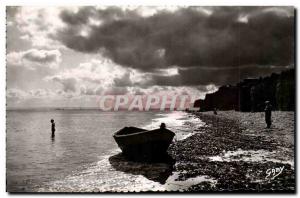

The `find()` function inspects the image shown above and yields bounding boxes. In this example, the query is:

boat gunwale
[113,127,174,138]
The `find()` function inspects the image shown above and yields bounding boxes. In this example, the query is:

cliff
[194,69,295,112]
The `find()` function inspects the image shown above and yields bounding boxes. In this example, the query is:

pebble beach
[168,111,295,192]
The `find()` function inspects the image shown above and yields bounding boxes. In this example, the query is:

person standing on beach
[264,101,272,128]
[51,119,55,137]
[213,108,218,115]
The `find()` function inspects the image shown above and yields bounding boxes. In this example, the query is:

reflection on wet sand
[51,135,55,144]
[109,153,175,184]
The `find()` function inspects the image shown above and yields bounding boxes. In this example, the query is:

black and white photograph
[5,4,296,193]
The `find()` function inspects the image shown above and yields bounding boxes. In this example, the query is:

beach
[6,110,295,192]
[168,111,295,192]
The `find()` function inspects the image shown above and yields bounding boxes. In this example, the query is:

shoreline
[168,110,295,192]
[11,110,295,192]
[33,111,202,192]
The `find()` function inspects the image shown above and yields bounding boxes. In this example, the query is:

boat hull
[113,127,175,161]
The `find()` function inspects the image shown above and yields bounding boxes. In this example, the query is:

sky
[6,6,294,108]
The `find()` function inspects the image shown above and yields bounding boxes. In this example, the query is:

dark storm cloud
[60,6,139,25]
[150,65,292,87]
[55,6,294,86]
[177,66,291,86]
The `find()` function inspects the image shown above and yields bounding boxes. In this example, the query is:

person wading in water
[51,119,55,137]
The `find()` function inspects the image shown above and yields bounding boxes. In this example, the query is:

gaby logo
[265,166,285,180]
[97,95,200,111]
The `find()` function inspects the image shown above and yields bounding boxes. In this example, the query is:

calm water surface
[6,110,203,192]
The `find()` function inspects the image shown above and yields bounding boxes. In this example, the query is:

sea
[6,109,205,192]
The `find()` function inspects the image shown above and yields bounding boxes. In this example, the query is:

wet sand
[168,111,295,192]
